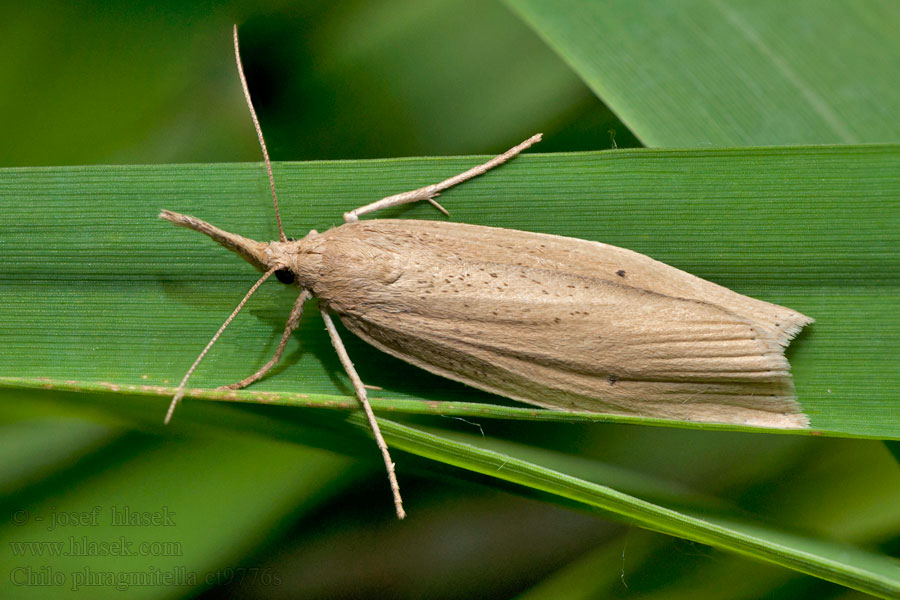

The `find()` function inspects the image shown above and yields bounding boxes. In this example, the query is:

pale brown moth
[161,26,813,520]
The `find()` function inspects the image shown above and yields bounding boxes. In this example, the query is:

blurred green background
[0,0,631,168]
[1,1,897,599]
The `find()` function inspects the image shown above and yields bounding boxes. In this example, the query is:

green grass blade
[0,146,900,438]
[507,0,900,146]
[370,418,900,599]
[1,146,897,438]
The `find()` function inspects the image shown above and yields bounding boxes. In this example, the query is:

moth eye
[275,269,295,284]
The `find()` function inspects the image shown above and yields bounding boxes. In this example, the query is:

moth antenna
[233,24,287,243]
[165,267,278,424]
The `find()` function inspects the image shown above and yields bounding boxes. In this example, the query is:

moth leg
[320,308,406,520]
[343,133,542,223]
[218,289,311,391]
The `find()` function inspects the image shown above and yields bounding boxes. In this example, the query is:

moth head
[159,209,299,281]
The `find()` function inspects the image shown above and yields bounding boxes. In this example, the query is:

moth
[161,26,813,519]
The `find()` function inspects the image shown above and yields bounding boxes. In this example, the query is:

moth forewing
[297,220,812,429]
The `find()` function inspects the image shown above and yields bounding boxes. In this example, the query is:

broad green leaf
[507,0,900,146]
[1,146,897,438]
